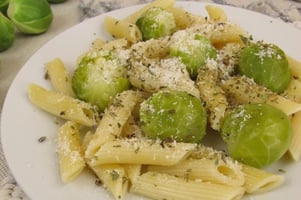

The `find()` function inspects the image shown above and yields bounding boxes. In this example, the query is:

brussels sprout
[47,0,66,3]
[170,33,217,79]
[0,0,9,15]
[72,50,130,112]
[136,7,176,40]
[139,90,207,143]
[0,13,15,52]
[7,0,53,34]
[238,42,291,93]
[221,103,292,168]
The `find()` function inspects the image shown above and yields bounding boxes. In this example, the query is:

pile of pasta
[27,0,301,199]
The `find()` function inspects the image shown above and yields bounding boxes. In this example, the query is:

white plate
[1,2,301,200]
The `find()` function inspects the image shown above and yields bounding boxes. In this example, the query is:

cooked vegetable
[238,42,291,93]
[7,0,53,34]
[136,7,176,40]
[221,103,292,168]
[72,50,130,112]
[0,0,9,14]
[139,89,207,143]
[170,33,217,79]
[0,12,15,52]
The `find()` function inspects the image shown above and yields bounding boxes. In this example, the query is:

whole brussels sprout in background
[136,7,176,40]
[0,12,15,52]
[72,50,130,112]
[221,103,292,168]
[170,33,217,79]
[47,0,67,3]
[0,0,9,15]
[238,42,291,93]
[139,89,207,143]
[7,0,53,34]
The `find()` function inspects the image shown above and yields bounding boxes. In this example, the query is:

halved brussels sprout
[238,42,291,93]
[7,0,53,34]
[72,50,130,112]
[170,33,217,79]
[140,89,207,143]
[221,103,292,168]
[136,7,176,40]
[0,12,15,52]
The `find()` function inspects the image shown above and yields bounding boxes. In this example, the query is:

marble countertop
[0,0,301,199]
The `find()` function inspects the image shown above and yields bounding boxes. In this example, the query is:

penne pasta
[91,164,129,200]
[81,130,94,152]
[196,67,228,131]
[285,77,301,103]
[242,164,284,194]
[131,171,245,200]
[100,38,129,51]
[221,76,301,115]
[287,55,301,78]
[124,164,141,183]
[90,138,196,166]
[120,115,143,138]
[57,121,85,183]
[124,0,175,24]
[85,90,142,160]
[289,111,301,161]
[167,6,206,29]
[45,57,74,96]
[148,158,245,186]
[205,5,228,22]
[208,22,246,45]
[27,84,98,126]
[104,16,142,43]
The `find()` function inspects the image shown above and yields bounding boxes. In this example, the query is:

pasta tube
[148,158,245,186]
[27,84,98,126]
[221,76,301,115]
[124,0,175,23]
[289,111,301,161]
[104,16,142,43]
[285,77,301,103]
[57,121,85,183]
[85,90,142,159]
[205,5,228,22]
[196,67,228,131]
[131,172,245,200]
[90,138,196,166]
[242,165,284,194]
[167,6,206,29]
[45,58,74,96]
[287,55,301,78]
[92,164,129,200]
